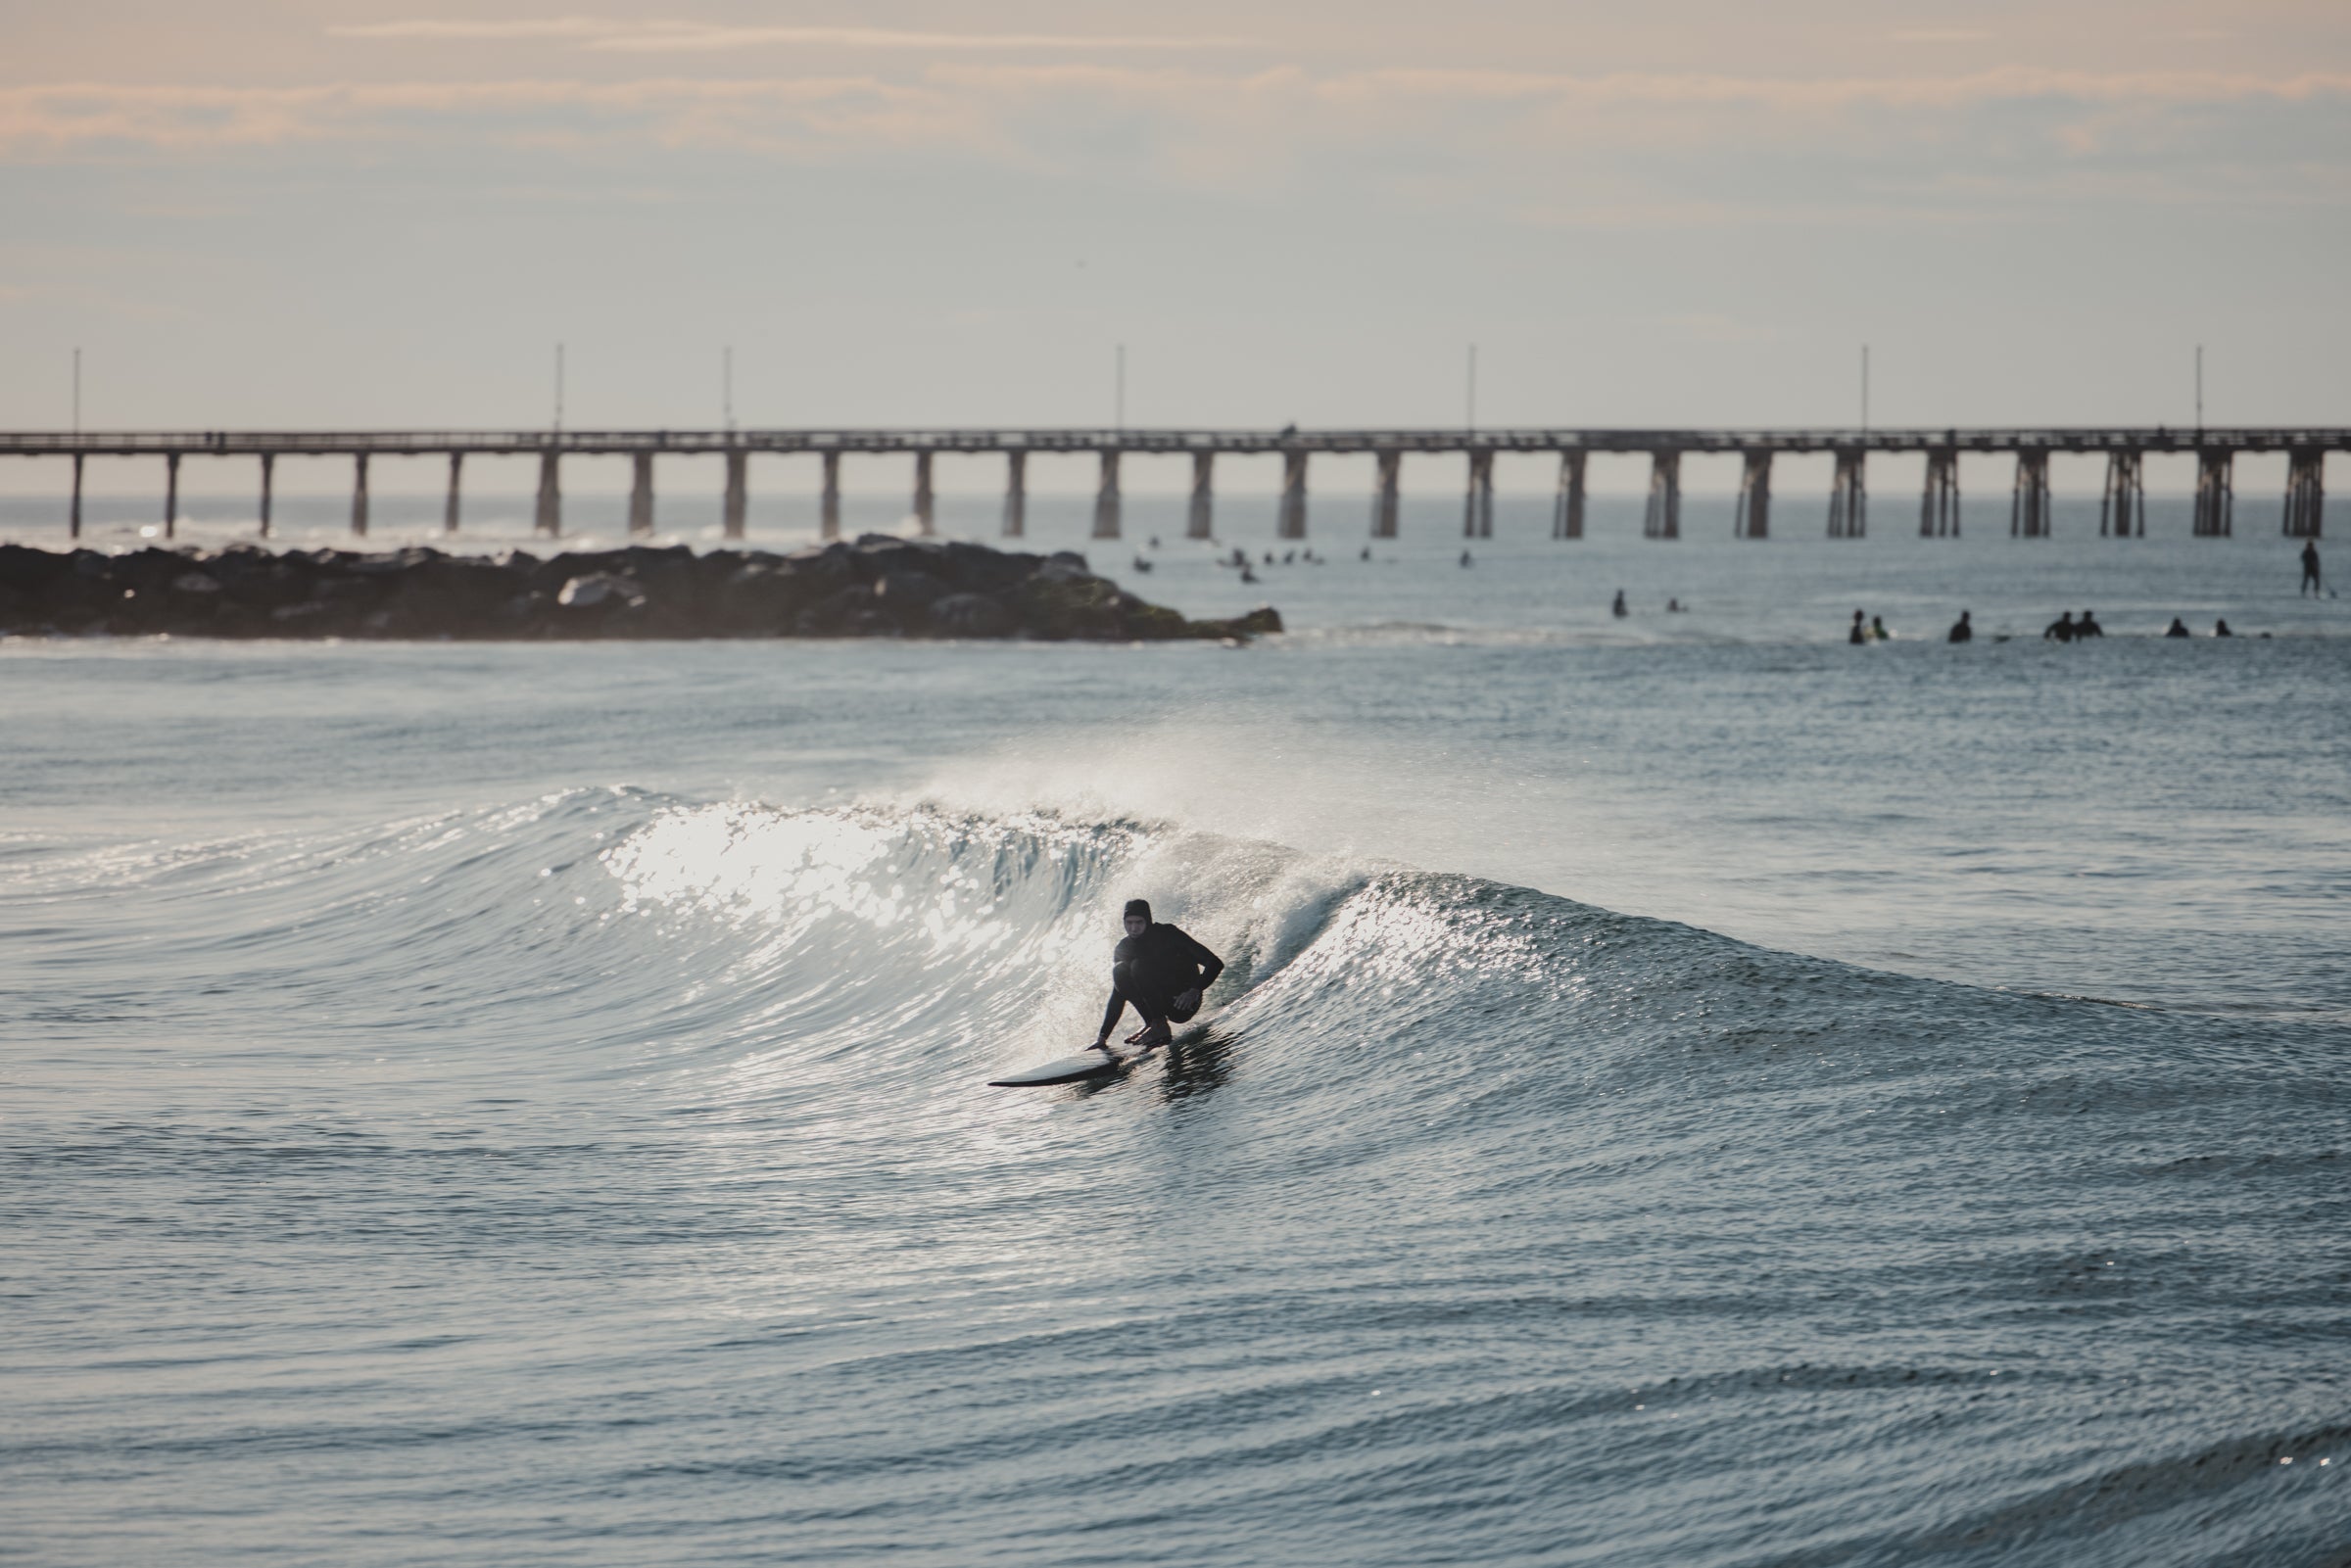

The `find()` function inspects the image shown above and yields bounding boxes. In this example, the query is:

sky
[3,0,2348,466]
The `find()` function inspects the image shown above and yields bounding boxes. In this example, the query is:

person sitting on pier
[1459,549,1473,568]
[2214,618,2233,638]
[2166,617,2191,638]
[1849,610,1868,645]
[1947,610,1973,643]
[2075,610,2104,638]
[2043,610,2076,642]
[1612,590,1628,618]
[1665,597,1685,613]
[2303,540,2324,595]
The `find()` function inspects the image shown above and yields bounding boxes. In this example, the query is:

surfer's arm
[1095,986,1127,1043]
[1186,934,1225,990]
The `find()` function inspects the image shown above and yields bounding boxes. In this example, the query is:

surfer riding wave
[1095,899,1224,1052]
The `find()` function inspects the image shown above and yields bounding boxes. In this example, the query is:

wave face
[6,792,2347,1567]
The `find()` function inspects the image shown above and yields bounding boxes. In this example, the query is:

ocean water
[4,499,2348,1565]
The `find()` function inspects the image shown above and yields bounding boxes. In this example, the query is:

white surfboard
[987,1045,1142,1087]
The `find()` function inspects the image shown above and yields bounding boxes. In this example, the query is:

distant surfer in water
[1093,899,1224,1053]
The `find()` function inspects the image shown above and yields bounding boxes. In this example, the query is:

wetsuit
[1099,923,1224,1037]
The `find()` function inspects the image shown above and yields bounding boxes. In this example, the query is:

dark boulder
[795,583,890,638]
[783,542,859,589]
[1016,567,1130,640]
[216,554,310,611]
[0,543,72,594]
[873,568,950,617]
[528,550,630,596]
[717,563,813,633]
[929,592,1014,638]
[555,573,648,617]
[385,557,525,635]
[269,600,343,634]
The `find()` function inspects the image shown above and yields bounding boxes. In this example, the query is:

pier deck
[7,426,2337,542]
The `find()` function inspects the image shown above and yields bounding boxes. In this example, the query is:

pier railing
[6,426,2336,543]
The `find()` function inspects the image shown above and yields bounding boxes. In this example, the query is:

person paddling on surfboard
[1093,899,1224,1053]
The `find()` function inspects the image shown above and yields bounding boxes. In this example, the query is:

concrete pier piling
[1551,451,1586,541]
[723,451,746,540]
[1278,450,1309,540]
[2011,451,2052,538]
[2283,449,2325,537]
[164,452,179,540]
[1004,451,1028,538]
[629,452,655,537]
[1187,451,1214,541]
[1827,449,1866,538]
[821,451,841,541]
[1734,451,1771,540]
[1921,449,1959,537]
[70,453,83,540]
[534,451,561,537]
[1642,451,1680,540]
[1092,451,1122,540]
[2100,451,2145,538]
[444,452,462,535]
[1372,451,1402,540]
[259,453,274,540]
[2193,450,2232,537]
[352,453,369,538]
[1464,451,1495,539]
[912,451,936,537]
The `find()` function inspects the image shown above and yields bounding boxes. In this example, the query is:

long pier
[4,426,2336,543]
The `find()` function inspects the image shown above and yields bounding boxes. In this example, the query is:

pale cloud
[329,18,1258,52]
[328,18,617,39]
[3,64,2345,220]
[587,26,1258,54]
[1297,64,2351,110]
[0,76,940,157]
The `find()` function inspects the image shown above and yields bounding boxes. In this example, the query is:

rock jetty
[0,536,1282,642]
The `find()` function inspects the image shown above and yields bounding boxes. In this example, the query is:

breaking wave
[8,789,2345,1567]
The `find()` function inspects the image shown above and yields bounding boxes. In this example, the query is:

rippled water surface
[4,512,2348,1565]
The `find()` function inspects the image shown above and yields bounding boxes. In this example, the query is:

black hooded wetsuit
[1100,923,1225,1037]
